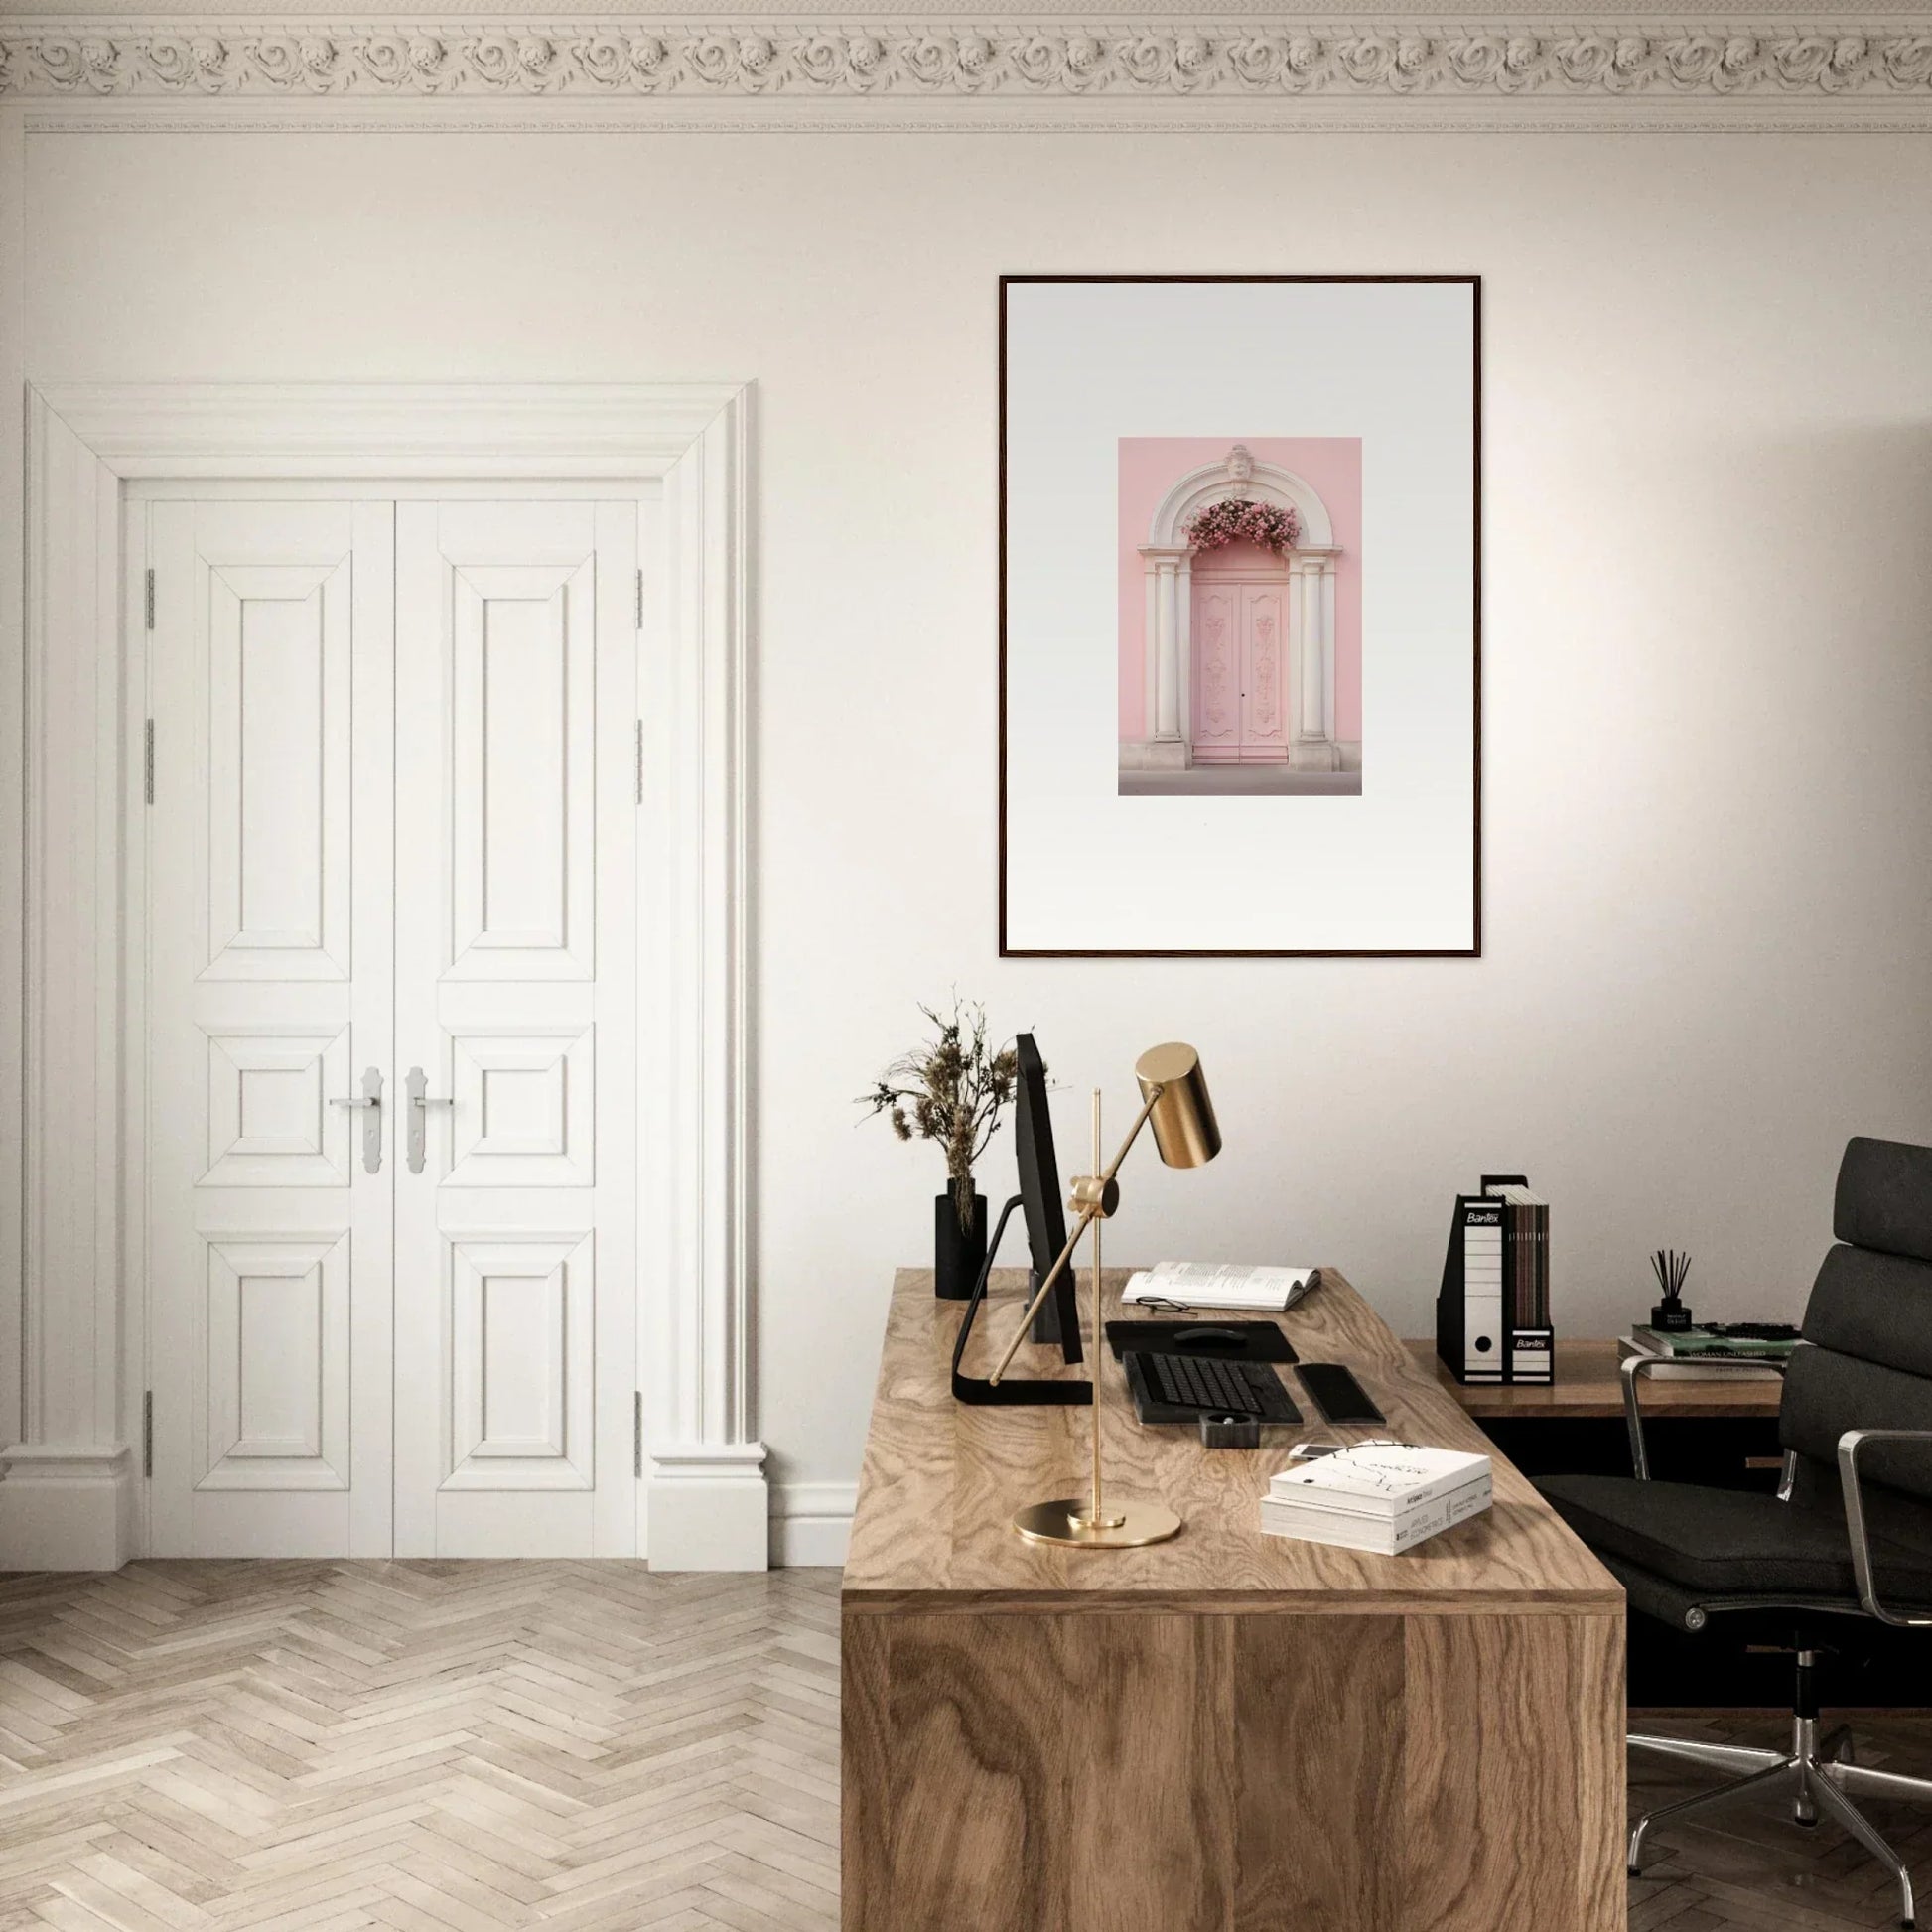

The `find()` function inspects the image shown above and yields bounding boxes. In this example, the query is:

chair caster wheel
[1795,1816,1819,1829]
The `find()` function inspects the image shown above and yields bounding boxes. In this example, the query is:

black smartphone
[1297,1363,1385,1426]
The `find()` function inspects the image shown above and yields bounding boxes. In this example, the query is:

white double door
[145,494,639,1558]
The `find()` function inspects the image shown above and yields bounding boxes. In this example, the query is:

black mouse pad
[1104,1319,1297,1364]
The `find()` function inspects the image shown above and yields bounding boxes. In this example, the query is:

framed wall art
[999,274,1480,957]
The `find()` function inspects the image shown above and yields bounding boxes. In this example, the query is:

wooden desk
[1408,1337,1784,1421]
[843,1269,1625,1932]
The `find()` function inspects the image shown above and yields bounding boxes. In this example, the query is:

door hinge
[634,720,644,806]
[633,1392,643,1479]
[144,568,155,631]
[142,1391,154,1478]
[635,567,644,631]
[144,720,155,805]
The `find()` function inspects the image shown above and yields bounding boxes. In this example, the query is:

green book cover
[1633,1325,1796,1359]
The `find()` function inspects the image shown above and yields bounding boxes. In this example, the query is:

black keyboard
[1126,1350,1302,1424]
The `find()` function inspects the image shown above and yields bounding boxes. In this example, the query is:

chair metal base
[1630,1713,1931,1928]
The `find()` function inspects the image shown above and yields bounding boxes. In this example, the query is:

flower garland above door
[1183,496,1301,557]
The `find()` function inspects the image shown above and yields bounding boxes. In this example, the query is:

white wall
[19,127,1932,1528]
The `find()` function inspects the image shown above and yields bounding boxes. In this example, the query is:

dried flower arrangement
[861,999,1020,1232]
[1184,495,1301,557]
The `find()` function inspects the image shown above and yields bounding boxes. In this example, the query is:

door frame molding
[2,381,764,1571]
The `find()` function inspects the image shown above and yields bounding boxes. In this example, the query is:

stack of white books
[1121,1260,1318,1312]
[1260,1444,1493,1556]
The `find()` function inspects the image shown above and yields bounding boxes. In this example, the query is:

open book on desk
[1121,1261,1319,1313]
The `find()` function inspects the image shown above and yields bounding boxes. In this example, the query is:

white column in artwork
[1300,564,1322,733]
[1155,557,1180,739]
[1132,544,1191,769]
[1175,554,1193,746]
[1321,559,1337,740]
[1290,548,1340,772]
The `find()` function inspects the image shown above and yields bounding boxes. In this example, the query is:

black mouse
[1174,1327,1247,1351]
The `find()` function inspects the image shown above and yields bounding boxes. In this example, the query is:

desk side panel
[1403,1611,1626,1932]
[1066,1612,1237,1928]
[842,1602,1624,1932]
[841,1611,892,1926]
[1234,1613,1406,1931]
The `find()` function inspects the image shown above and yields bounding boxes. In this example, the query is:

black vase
[934,1186,989,1300]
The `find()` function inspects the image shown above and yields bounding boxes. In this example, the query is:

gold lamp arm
[985,1084,1164,1387]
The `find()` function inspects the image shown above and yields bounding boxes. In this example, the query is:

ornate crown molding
[6,16,1932,113]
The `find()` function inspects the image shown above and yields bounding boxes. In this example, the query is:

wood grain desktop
[1410,1336,1785,1421]
[842,1268,1627,1932]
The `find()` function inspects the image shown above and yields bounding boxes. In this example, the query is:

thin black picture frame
[997,273,1482,959]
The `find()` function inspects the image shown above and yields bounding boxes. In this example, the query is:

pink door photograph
[1117,437,1363,798]
[1001,275,1479,955]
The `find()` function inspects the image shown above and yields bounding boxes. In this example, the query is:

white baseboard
[771,1480,855,1568]
[0,1445,135,1571]
[645,1443,770,1571]
[0,1442,849,1574]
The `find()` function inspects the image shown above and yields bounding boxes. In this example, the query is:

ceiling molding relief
[5,16,1932,120]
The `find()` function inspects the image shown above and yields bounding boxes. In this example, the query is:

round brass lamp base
[1011,1497,1182,1549]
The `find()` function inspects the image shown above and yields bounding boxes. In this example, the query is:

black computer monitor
[1014,1034,1082,1363]
[948,1032,1088,1404]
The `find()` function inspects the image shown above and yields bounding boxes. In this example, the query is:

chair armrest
[1837,1428,1932,1627]
[1620,1350,1788,1481]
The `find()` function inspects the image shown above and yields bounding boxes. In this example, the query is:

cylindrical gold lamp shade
[1134,1042,1221,1170]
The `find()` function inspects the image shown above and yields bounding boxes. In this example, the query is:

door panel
[201,1026,353,1187]
[446,1232,594,1488]
[201,1234,349,1489]
[393,501,637,1557]
[1242,584,1288,757]
[1190,574,1293,763]
[204,565,352,978]
[147,500,395,1557]
[1192,584,1240,759]
[447,1026,596,1188]
[449,561,596,980]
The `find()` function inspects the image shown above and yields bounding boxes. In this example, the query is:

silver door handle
[405,1065,454,1175]
[330,1066,384,1174]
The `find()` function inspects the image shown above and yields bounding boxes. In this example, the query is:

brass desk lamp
[987,1042,1221,1548]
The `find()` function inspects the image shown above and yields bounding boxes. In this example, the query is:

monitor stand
[951,1196,1091,1407]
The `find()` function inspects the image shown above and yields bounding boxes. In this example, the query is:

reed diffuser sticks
[1649,1248,1694,1330]
[1651,1249,1692,1303]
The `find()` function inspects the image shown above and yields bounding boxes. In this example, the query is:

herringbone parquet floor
[0,1563,840,1932]
[2,1562,1929,1931]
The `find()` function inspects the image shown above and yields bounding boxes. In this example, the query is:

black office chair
[1538,1136,1932,1929]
